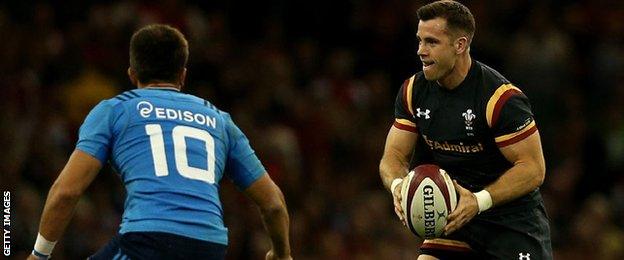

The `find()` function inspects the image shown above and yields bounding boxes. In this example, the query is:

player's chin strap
[474,190,493,214]
[32,233,56,259]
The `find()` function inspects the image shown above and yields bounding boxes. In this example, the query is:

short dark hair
[129,24,189,83]
[417,1,475,41]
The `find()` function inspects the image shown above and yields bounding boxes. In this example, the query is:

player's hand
[444,180,478,235]
[265,249,292,260]
[392,177,407,226]
[26,253,41,260]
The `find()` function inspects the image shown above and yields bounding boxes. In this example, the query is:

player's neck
[137,82,181,91]
[437,55,472,90]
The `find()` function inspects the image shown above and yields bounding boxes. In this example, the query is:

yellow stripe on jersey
[406,75,415,117]
[423,238,472,249]
[494,120,536,143]
[486,84,522,127]
[395,118,416,127]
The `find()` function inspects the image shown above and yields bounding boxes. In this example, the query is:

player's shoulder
[103,89,142,106]
[403,71,427,89]
[102,89,229,120]
[179,92,229,117]
[110,89,223,112]
[475,61,532,128]
[474,60,520,94]
[173,92,233,127]
[85,89,142,117]
[82,90,138,114]
[397,71,427,99]
[412,71,427,86]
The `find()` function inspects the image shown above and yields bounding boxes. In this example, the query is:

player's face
[416,18,458,81]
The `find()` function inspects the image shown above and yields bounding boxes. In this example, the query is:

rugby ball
[401,164,457,239]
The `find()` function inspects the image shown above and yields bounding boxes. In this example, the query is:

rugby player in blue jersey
[28,24,291,260]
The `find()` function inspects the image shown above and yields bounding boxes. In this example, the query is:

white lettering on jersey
[155,108,166,118]
[136,101,217,128]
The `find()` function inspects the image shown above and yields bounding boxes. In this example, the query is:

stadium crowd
[1,0,623,259]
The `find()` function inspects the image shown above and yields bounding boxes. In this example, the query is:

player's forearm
[379,127,418,191]
[485,161,544,207]
[260,198,291,257]
[38,183,82,241]
[379,151,410,191]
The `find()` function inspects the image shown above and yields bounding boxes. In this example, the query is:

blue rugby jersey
[76,87,265,245]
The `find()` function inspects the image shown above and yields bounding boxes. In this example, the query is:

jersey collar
[142,86,181,92]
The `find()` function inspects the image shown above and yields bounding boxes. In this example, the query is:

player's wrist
[473,190,493,214]
[31,249,51,260]
[32,233,56,259]
[270,247,291,259]
[390,178,403,195]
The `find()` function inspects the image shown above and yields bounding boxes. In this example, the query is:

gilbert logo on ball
[401,164,457,239]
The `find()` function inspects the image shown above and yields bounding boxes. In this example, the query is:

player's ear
[455,36,469,54]
[128,68,138,86]
[179,68,187,87]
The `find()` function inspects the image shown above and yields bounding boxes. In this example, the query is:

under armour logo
[416,108,430,119]
[519,253,531,260]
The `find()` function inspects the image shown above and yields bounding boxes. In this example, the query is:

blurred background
[1,0,623,259]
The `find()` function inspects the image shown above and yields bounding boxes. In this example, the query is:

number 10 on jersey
[145,124,216,184]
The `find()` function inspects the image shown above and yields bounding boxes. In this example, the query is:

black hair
[129,24,189,83]
[417,1,476,40]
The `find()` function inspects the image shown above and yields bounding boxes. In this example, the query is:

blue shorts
[90,232,227,260]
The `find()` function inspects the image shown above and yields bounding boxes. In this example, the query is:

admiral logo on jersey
[421,135,485,154]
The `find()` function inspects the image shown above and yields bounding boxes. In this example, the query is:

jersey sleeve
[223,114,266,190]
[76,100,117,163]
[393,75,417,132]
[486,84,538,147]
